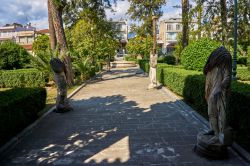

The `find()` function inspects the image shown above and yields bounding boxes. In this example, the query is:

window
[167,24,172,31]
[166,32,177,41]
[176,24,181,31]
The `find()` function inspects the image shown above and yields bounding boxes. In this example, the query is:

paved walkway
[0,67,248,166]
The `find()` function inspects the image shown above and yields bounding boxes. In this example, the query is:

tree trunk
[48,0,74,86]
[220,0,227,45]
[47,0,57,51]
[197,2,203,39]
[182,0,189,48]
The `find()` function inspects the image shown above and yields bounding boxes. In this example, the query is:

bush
[0,69,45,88]
[237,56,247,66]
[140,62,250,151]
[124,55,137,62]
[157,55,176,65]
[247,46,250,70]
[0,88,46,146]
[0,41,30,70]
[181,38,221,71]
[138,60,150,73]
[237,67,250,81]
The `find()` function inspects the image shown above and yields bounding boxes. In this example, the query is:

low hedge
[0,88,46,146]
[140,61,250,151]
[237,56,247,66]
[237,67,250,81]
[0,69,45,88]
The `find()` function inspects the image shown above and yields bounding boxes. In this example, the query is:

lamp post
[232,0,238,80]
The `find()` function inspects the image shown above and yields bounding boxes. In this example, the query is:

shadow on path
[0,68,246,166]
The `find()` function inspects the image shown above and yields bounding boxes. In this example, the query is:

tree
[182,0,189,48]
[127,36,153,59]
[67,9,119,72]
[0,41,30,70]
[32,35,50,55]
[47,0,74,85]
[127,0,166,36]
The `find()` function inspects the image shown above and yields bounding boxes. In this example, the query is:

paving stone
[0,67,247,166]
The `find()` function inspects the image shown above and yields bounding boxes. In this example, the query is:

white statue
[148,52,158,89]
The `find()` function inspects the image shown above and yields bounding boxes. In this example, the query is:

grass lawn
[37,83,82,116]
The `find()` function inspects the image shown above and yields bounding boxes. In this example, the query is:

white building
[111,20,128,57]
[0,23,36,53]
[159,18,197,54]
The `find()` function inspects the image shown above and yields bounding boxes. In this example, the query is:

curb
[0,71,104,160]
[141,68,250,164]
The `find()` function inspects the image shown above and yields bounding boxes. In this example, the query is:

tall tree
[182,0,189,48]
[47,0,57,50]
[127,0,166,36]
[220,0,227,45]
[48,0,74,85]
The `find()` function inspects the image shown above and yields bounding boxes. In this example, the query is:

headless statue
[203,46,232,145]
[195,46,232,159]
[50,58,73,113]
[148,52,158,89]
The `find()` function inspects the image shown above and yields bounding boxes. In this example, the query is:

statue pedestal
[194,132,228,159]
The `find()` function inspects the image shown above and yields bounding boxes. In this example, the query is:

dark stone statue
[50,58,73,113]
[195,46,232,159]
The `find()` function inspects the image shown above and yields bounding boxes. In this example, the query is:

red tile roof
[37,29,50,34]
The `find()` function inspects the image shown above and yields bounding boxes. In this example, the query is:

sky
[0,0,181,30]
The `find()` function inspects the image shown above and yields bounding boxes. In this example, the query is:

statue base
[194,132,228,159]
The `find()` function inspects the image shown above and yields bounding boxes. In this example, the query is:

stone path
[0,67,248,166]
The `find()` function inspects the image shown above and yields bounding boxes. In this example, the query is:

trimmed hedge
[0,69,45,88]
[181,38,221,71]
[139,61,250,151]
[237,56,247,66]
[237,67,250,81]
[157,55,176,65]
[0,88,46,146]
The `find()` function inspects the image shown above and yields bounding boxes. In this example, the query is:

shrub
[0,69,45,88]
[237,56,247,66]
[237,67,250,81]
[247,46,250,70]
[139,62,250,151]
[0,88,46,146]
[157,55,176,65]
[124,55,137,62]
[138,60,150,73]
[181,38,221,71]
[0,41,30,70]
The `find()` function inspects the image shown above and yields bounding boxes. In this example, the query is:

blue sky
[0,0,181,30]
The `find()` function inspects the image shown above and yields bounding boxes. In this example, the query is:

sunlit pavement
[0,67,247,166]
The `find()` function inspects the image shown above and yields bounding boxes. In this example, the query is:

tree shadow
[1,94,210,166]
[0,68,245,166]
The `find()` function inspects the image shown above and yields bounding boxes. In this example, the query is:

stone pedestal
[194,132,228,159]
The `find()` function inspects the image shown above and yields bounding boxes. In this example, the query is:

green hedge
[181,38,221,71]
[0,88,46,146]
[0,69,45,88]
[140,61,250,151]
[237,67,250,81]
[157,55,176,65]
[237,56,247,66]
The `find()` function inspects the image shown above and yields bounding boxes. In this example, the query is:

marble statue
[195,46,232,158]
[148,52,158,89]
[50,58,73,113]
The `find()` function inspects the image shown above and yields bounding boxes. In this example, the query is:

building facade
[159,18,197,54]
[111,20,128,58]
[0,23,36,53]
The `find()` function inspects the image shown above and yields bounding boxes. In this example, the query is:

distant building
[111,20,128,58]
[36,29,50,36]
[159,17,197,54]
[0,23,36,54]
